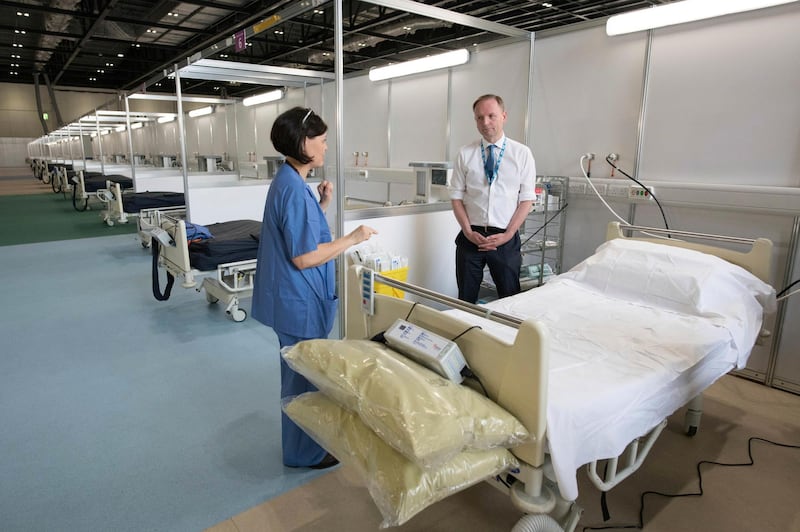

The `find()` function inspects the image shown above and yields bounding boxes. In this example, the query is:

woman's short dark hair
[270,107,328,165]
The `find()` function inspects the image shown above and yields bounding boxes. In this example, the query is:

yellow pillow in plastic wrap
[282,338,529,468]
[283,391,519,528]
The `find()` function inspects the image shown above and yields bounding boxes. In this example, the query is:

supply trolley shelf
[520,175,568,289]
[479,176,568,302]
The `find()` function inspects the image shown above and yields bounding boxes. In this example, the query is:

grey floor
[0,234,326,532]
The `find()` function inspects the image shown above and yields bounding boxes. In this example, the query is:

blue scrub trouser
[276,331,328,468]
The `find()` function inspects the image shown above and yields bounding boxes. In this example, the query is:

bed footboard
[344,265,580,526]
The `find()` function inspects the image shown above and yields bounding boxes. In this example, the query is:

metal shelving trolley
[519,175,568,290]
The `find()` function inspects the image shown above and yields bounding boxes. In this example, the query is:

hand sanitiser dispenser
[383,319,467,383]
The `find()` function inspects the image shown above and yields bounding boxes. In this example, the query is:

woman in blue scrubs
[252,107,377,469]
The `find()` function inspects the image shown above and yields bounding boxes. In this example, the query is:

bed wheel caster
[106,219,114,226]
[228,308,247,322]
[686,426,698,437]
[510,482,557,515]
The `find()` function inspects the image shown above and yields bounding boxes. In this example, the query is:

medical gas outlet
[628,185,655,201]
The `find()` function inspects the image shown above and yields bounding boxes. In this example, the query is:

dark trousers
[455,226,522,303]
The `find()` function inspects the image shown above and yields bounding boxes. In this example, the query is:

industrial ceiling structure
[1,0,672,98]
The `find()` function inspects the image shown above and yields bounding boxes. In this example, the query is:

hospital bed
[71,170,133,212]
[99,181,185,246]
[332,221,775,530]
[149,213,261,322]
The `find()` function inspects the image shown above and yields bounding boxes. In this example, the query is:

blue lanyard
[480,137,507,185]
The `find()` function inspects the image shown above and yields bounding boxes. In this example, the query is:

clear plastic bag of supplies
[283,391,519,528]
[281,339,530,469]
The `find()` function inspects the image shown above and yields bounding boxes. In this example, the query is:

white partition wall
[638,4,800,186]
[531,26,646,177]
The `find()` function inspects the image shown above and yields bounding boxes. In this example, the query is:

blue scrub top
[252,162,336,338]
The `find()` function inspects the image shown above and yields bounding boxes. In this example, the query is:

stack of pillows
[282,338,530,527]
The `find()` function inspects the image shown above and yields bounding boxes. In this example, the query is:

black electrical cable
[582,436,800,531]
[776,278,800,298]
[404,302,418,321]
[605,155,670,234]
[521,203,569,248]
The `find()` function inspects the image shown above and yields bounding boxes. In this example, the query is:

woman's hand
[318,179,333,211]
[349,225,378,245]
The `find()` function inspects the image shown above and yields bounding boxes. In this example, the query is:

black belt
[470,225,506,235]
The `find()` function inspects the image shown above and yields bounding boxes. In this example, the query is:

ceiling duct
[307,18,453,65]
[35,0,82,67]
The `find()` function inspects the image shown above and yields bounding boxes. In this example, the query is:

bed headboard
[606,221,773,284]
[345,265,549,468]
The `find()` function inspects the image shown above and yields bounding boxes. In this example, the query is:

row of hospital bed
[28,158,267,324]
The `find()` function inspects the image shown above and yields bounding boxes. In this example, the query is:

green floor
[0,192,137,246]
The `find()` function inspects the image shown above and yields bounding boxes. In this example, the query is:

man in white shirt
[449,94,536,303]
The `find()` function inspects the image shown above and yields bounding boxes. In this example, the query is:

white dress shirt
[449,134,536,229]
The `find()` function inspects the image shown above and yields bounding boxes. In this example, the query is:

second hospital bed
[150,214,261,322]
[289,221,777,530]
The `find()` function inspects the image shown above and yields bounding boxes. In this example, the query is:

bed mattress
[122,192,185,213]
[83,173,133,192]
[187,219,262,271]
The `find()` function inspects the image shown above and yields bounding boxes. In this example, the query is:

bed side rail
[345,264,548,469]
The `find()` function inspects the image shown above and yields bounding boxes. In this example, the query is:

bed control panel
[361,268,375,315]
[150,227,175,247]
[384,319,467,384]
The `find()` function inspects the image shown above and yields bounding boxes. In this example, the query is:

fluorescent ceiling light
[188,105,213,118]
[369,49,469,82]
[114,125,126,132]
[130,122,144,130]
[157,114,176,123]
[242,89,284,107]
[606,0,799,36]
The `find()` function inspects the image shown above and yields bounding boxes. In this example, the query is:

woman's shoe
[309,453,339,470]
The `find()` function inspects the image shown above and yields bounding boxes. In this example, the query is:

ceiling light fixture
[242,89,284,107]
[188,106,214,118]
[368,49,469,82]
[130,122,144,130]
[157,115,176,124]
[606,0,799,35]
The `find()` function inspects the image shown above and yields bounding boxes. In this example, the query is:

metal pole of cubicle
[175,66,192,222]
[123,95,137,186]
[524,32,534,146]
[765,216,800,388]
[95,110,105,176]
[629,30,653,226]
[334,0,345,339]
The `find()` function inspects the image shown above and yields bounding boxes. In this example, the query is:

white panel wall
[387,70,449,167]
[639,3,800,185]
[343,75,389,167]
[532,27,645,177]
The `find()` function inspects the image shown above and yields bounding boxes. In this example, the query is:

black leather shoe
[309,453,339,470]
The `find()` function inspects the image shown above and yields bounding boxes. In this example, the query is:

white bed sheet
[444,239,775,501]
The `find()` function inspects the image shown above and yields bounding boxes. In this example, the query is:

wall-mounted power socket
[568,183,586,196]
[606,184,629,198]
[629,185,655,201]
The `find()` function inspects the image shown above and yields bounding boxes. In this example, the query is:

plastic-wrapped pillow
[283,391,518,528]
[282,339,529,468]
